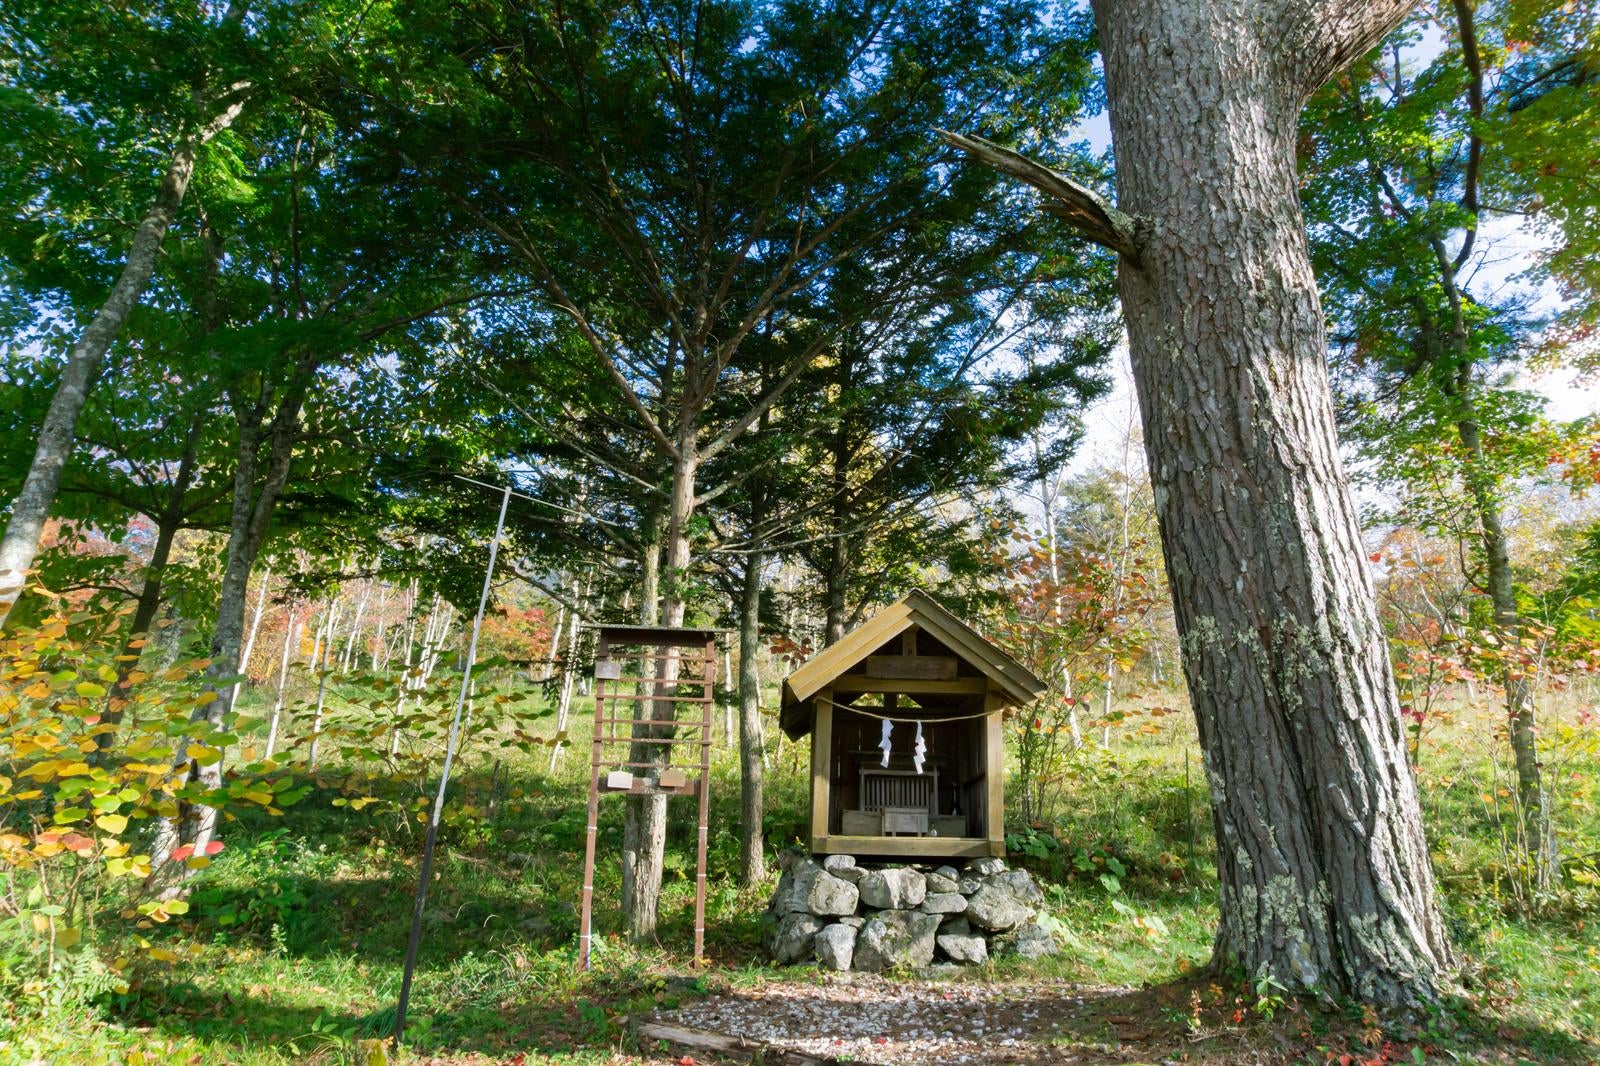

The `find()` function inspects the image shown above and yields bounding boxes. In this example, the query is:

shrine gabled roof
[779,590,1045,739]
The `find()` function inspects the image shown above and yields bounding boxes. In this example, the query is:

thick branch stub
[935,128,1145,261]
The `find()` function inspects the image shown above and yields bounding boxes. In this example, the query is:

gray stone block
[858,866,927,910]
[921,891,968,915]
[853,909,940,972]
[964,883,1031,931]
[814,922,858,971]
[767,912,826,964]
[936,933,989,964]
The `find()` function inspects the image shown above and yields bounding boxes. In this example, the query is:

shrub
[0,594,301,1007]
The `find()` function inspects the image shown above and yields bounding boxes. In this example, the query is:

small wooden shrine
[780,590,1045,859]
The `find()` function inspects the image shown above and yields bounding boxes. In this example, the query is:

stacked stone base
[763,852,1056,972]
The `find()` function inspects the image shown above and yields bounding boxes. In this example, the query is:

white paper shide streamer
[879,718,893,767]
[913,721,927,775]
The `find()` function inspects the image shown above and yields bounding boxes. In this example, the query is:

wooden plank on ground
[635,1022,842,1065]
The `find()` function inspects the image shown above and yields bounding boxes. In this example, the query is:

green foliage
[0,589,306,1006]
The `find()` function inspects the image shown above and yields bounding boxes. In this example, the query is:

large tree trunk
[0,96,249,627]
[621,446,695,941]
[1092,0,1451,1005]
[737,550,766,886]
[822,540,850,648]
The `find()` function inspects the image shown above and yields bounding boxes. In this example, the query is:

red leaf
[203,840,225,856]
[170,845,195,863]
[60,832,95,854]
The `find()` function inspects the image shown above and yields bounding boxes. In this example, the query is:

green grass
[3,681,1598,1064]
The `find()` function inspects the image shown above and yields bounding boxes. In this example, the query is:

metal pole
[393,484,511,1049]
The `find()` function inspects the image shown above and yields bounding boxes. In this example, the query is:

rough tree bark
[948,0,1452,1006]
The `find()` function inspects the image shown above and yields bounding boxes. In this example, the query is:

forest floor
[3,684,1598,1065]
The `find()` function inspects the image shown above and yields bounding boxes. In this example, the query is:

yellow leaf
[186,745,222,767]
[145,947,178,964]
[95,814,129,835]
[164,899,189,915]
[56,926,82,949]
[75,682,107,698]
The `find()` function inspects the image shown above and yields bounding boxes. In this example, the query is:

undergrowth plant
[0,592,312,1012]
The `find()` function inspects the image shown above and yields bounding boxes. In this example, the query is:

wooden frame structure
[781,591,1045,860]
[578,624,718,969]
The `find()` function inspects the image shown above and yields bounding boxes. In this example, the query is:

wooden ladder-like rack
[578,626,717,970]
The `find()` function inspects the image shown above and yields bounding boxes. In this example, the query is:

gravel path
[650,975,1162,1064]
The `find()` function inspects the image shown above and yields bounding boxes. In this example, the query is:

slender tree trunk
[340,581,370,672]
[1455,407,1550,878]
[1092,0,1450,1004]
[822,365,855,647]
[722,649,734,745]
[99,419,207,748]
[148,385,304,887]
[230,567,272,712]
[738,550,767,886]
[1041,489,1084,747]
[622,445,695,942]
[370,584,389,674]
[1430,240,1552,882]
[266,612,297,758]
[390,582,420,758]
[548,573,591,772]
[545,600,568,684]
[308,596,340,771]
[0,93,250,627]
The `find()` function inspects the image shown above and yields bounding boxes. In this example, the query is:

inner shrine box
[779,590,1045,859]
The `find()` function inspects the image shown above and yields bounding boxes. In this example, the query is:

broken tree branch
[935,129,1145,261]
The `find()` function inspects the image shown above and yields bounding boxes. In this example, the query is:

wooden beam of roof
[780,590,1046,739]
[831,675,988,695]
